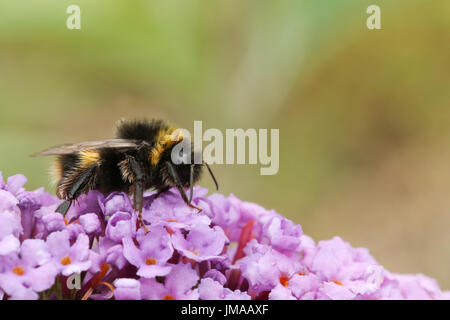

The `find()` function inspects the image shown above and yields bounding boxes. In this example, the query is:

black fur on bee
[32,119,218,228]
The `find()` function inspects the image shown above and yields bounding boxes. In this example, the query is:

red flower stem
[233,220,254,264]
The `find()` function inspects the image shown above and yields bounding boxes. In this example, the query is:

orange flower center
[297,272,306,276]
[60,256,72,265]
[64,218,69,226]
[189,249,199,255]
[279,275,290,287]
[162,295,175,300]
[332,280,343,286]
[145,258,157,265]
[12,266,25,276]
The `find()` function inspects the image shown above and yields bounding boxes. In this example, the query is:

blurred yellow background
[1,1,450,287]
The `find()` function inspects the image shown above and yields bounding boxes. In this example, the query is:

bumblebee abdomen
[54,149,131,198]
[50,153,77,186]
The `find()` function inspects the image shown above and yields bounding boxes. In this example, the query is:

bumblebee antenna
[189,164,194,203]
[203,161,219,190]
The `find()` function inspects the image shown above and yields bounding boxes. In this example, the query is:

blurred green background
[1,0,450,287]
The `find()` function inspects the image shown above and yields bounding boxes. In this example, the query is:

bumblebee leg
[134,181,149,233]
[55,200,72,215]
[155,185,170,199]
[122,155,149,233]
[56,163,99,216]
[167,162,202,213]
[174,183,203,213]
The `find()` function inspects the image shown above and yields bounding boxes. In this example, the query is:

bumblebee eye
[178,148,190,164]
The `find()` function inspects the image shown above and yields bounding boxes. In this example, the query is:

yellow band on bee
[49,160,63,185]
[150,127,183,166]
[79,150,101,168]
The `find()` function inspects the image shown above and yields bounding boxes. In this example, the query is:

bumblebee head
[162,145,218,201]
[153,129,218,197]
[163,143,203,188]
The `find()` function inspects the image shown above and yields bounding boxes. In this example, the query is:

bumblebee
[32,119,218,230]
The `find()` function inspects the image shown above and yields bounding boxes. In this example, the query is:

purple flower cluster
[0,171,448,300]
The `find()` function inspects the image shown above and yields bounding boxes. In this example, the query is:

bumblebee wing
[31,139,141,157]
